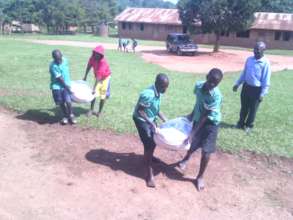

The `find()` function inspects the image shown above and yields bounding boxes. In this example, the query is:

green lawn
[0,37,292,157]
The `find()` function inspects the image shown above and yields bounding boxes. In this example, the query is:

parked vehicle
[166,33,198,56]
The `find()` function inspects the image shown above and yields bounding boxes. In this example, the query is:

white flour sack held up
[154,117,192,151]
[70,80,95,103]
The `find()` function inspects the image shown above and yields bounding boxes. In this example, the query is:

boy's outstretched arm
[137,105,157,132]
[83,64,92,81]
[92,78,98,94]
[187,109,209,143]
[158,112,167,123]
[57,77,72,94]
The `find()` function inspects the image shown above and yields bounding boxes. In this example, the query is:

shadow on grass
[220,122,236,129]
[85,148,193,183]
[16,106,88,124]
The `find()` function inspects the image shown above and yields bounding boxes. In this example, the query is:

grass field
[0,37,292,157]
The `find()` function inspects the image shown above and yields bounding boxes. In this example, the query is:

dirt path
[26,39,293,73]
[0,107,292,219]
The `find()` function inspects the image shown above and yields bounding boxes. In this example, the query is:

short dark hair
[155,73,169,84]
[208,68,223,80]
[52,49,61,57]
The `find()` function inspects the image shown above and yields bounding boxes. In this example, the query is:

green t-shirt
[133,85,161,122]
[193,81,222,125]
[49,58,71,90]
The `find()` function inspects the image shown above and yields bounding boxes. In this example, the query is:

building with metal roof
[115,8,293,49]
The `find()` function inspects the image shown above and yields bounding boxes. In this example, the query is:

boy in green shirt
[178,68,223,191]
[49,49,76,125]
[133,73,169,188]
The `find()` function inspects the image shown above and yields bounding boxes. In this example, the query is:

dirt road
[26,39,293,73]
[0,107,292,219]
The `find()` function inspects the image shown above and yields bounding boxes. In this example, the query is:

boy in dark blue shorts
[178,68,223,191]
[49,49,76,125]
[133,73,169,188]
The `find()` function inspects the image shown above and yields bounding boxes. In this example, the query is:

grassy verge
[0,37,292,157]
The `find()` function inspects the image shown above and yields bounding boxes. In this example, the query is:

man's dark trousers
[238,83,261,128]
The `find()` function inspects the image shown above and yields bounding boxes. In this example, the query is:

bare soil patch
[0,107,292,219]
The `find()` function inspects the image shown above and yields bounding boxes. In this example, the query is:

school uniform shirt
[133,85,161,122]
[193,81,222,125]
[49,57,71,90]
[235,56,271,97]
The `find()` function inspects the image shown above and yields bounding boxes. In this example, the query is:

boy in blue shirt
[49,49,76,125]
[133,73,169,188]
[178,68,223,191]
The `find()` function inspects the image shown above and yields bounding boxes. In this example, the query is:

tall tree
[178,0,261,52]
[260,0,293,13]
[37,0,84,33]
[118,0,175,12]
[81,0,117,33]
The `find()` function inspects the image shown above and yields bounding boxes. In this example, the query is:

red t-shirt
[88,57,111,80]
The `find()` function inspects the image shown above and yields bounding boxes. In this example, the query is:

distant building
[21,23,40,33]
[115,8,183,40]
[2,21,40,33]
[115,8,293,49]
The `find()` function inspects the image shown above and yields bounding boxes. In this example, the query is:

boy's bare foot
[146,177,156,188]
[195,178,205,191]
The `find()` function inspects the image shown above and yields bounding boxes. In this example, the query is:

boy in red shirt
[83,45,111,117]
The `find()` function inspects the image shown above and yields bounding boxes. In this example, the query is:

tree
[118,0,176,12]
[260,0,293,13]
[178,0,261,52]
[37,0,84,33]
[80,0,117,33]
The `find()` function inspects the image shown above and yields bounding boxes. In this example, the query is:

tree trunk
[213,33,221,52]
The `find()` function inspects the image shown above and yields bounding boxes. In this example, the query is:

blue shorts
[190,121,219,154]
[52,89,71,105]
[133,116,156,151]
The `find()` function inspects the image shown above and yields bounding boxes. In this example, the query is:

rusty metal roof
[251,12,293,31]
[116,9,293,31]
[115,8,181,25]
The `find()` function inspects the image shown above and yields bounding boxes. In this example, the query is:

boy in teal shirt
[49,49,76,125]
[178,68,223,191]
[133,73,169,188]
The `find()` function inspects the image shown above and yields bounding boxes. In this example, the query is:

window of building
[128,23,132,30]
[236,30,250,38]
[122,22,126,30]
[140,23,144,31]
[283,31,291,41]
[274,31,281,40]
